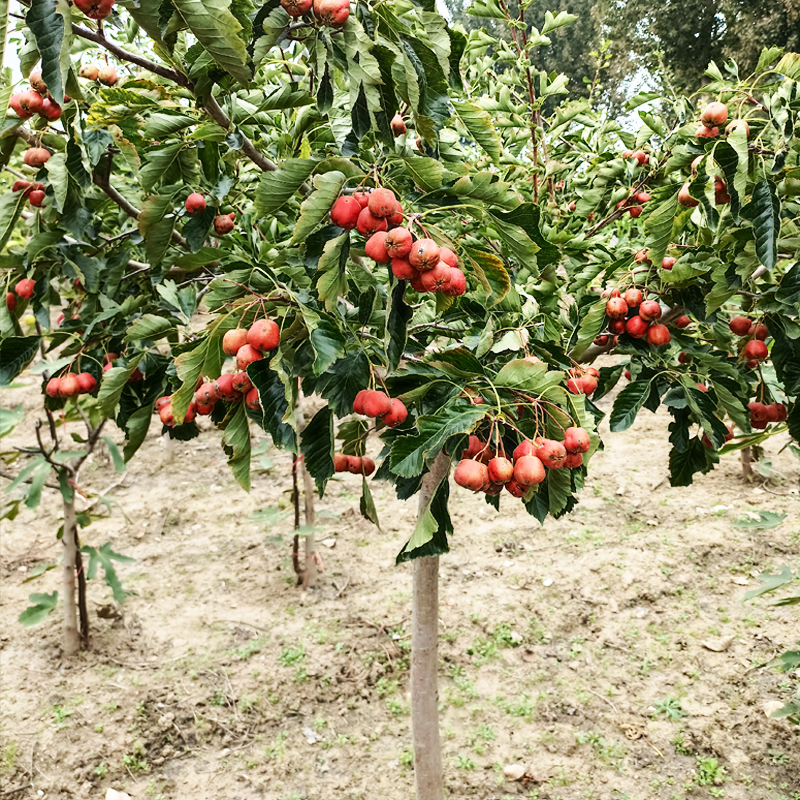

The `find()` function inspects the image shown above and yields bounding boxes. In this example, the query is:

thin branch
[0,468,60,490]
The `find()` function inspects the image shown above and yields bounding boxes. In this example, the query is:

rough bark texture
[741,447,753,479]
[302,464,316,590]
[411,451,450,800]
[61,498,81,656]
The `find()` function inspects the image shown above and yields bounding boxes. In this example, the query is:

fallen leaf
[702,636,735,652]
[730,576,749,585]
[503,764,526,781]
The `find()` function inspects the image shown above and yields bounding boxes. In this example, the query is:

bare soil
[2,369,799,800]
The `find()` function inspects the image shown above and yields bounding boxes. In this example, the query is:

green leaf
[102,436,127,473]
[248,359,296,452]
[0,189,29,251]
[609,379,652,432]
[644,188,679,273]
[465,0,506,20]
[776,262,800,307]
[137,195,175,269]
[0,337,40,386]
[82,543,136,604]
[26,0,70,103]
[0,404,23,438]
[308,350,370,418]
[400,156,444,192]
[744,565,794,601]
[44,152,68,214]
[731,510,786,531]
[713,131,748,221]
[591,364,624,402]
[25,460,51,510]
[745,180,780,271]
[775,52,800,81]
[546,466,573,516]
[122,407,152,462]
[173,0,252,84]
[494,358,565,396]
[570,298,607,359]
[255,159,316,216]
[18,591,58,626]
[488,203,560,267]
[221,402,251,492]
[541,9,578,33]
[464,248,510,307]
[452,101,501,165]
[316,232,350,311]
[139,142,187,193]
[171,340,207,424]
[359,477,381,530]
[396,468,452,563]
[309,318,346,377]
[386,281,412,373]
[291,171,346,244]
[669,436,716,486]
[124,314,177,343]
[300,406,334,496]
[143,113,197,140]
[756,46,784,72]
[97,355,143,416]
[390,405,486,478]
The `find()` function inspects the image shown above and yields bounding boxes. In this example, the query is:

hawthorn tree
[1,0,799,796]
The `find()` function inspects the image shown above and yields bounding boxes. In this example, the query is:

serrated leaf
[546,465,573,516]
[82,542,135,604]
[387,281,412,372]
[756,46,784,73]
[291,171,346,244]
[101,436,127,474]
[570,299,607,359]
[300,406,334,496]
[731,510,786,531]
[123,407,152,462]
[316,232,349,311]
[171,340,207,424]
[143,112,196,139]
[0,404,24,438]
[255,159,316,216]
[745,180,780,271]
[97,355,143,416]
[124,314,177,343]
[396,467,451,563]
[44,152,68,213]
[488,203,560,267]
[359,477,380,529]
[713,129,748,221]
[644,188,679,273]
[220,402,251,491]
[0,189,29,251]
[137,195,174,269]
[309,318,346,377]
[775,52,800,81]
[401,156,444,192]
[18,591,58,626]
[669,436,716,486]
[248,359,296,452]
[0,337,40,386]
[744,565,794,601]
[464,248,510,307]
[591,364,624,402]
[308,350,370,418]
[173,0,252,84]
[452,101,501,164]
[541,9,578,34]
[609,379,652,432]
[26,0,69,103]
[139,141,187,193]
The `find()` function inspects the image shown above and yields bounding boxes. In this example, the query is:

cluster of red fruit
[73,0,115,21]
[615,190,650,218]
[280,0,349,26]
[45,371,97,398]
[454,427,591,498]
[13,180,46,208]
[184,192,236,235]
[22,147,51,169]
[566,366,599,395]
[352,389,407,427]
[333,453,376,475]
[728,315,769,366]
[102,353,143,381]
[694,102,748,141]
[604,288,671,345]
[621,150,650,166]
[78,63,118,85]
[748,401,787,430]
[5,278,35,311]
[634,247,677,272]
[9,69,64,123]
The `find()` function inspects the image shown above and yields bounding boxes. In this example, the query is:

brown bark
[61,497,81,656]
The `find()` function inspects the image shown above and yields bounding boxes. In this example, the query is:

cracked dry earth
[1,363,799,800]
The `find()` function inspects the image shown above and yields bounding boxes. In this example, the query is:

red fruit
[632,150,649,165]
[223,328,249,356]
[609,319,626,334]
[281,0,313,15]
[313,0,350,27]
[513,455,546,486]
[696,125,719,139]
[749,322,768,341]
[331,196,361,229]
[185,193,206,215]
[103,362,113,374]
[420,262,452,293]
[661,256,676,270]
[362,391,392,418]
[6,292,16,312]
[563,452,583,468]
[408,238,440,271]
[361,457,376,477]
[678,351,690,364]
[103,352,118,366]
[333,452,349,472]
[606,297,628,319]
[182,402,197,425]
[15,279,35,299]
[696,383,708,393]
[748,401,769,423]
[381,399,408,427]
[767,403,787,422]
[636,192,651,203]
[568,201,576,211]
[73,0,115,19]
[353,191,371,208]
[214,214,235,235]
[368,188,397,218]
[715,180,731,205]
[438,247,458,268]
[9,93,32,119]
[245,387,261,411]
[19,90,44,116]
[45,378,61,398]
[391,258,417,281]
[365,231,391,264]
[729,316,752,336]
[624,369,631,380]
[531,438,567,470]
[236,344,263,370]
[646,324,671,346]
[40,98,62,121]
[231,372,253,394]
[76,372,97,394]
[12,180,31,195]
[79,64,99,80]
[487,457,514,484]
[353,389,370,415]
[195,383,216,404]
[594,334,610,346]
[247,318,280,352]
[391,114,406,137]
[461,435,484,460]
[128,367,143,383]
[444,268,467,297]
[159,404,175,427]
[23,148,51,168]
[678,183,699,208]
[634,248,651,265]
[566,377,586,394]
[60,374,80,397]
[623,288,643,308]
[628,206,643,218]
[701,101,728,128]
[512,440,533,461]
[639,300,662,321]
[387,201,404,228]
[409,273,427,293]
[744,340,768,362]
[29,69,47,94]
[454,459,489,492]
[622,149,633,158]
[384,227,413,259]
[674,315,691,328]
[213,374,238,401]
[626,316,650,338]
[563,427,590,454]
[29,190,45,207]
[505,479,527,498]
[346,456,363,474]
[356,208,387,236]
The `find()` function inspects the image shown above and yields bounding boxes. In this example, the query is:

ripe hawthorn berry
[223,328,249,356]
[454,459,489,492]
[247,319,280,352]
[368,188,397,218]
[331,195,361,229]
[408,238,440,271]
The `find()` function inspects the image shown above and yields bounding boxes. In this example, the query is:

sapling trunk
[301,464,316,589]
[741,447,753,479]
[61,495,81,656]
[410,451,450,800]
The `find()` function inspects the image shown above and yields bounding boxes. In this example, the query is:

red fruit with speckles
[513,455,546,486]
[609,319,626,334]
[15,279,35,299]
[748,402,769,423]
[214,214,235,235]
[213,374,238,401]
[381,399,407,428]
[532,438,567,469]
[40,98,62,121]
[356,208,387,236]
[245,387,261,411]
[232,372,253,394]
[696,124,719,139]
[6,292,16,312]
[223,328,249,356]
[185,193,206,215]
[384,227,413,259]
[420,262,452,293]
[628,205,643,218]
[196,400,215,416]
[12,180,31,195]
[701,101,728,128]
[408,238,440,272]
[564,452,583,468]
[23,147,50,168]
[639,300,662,321]
[505,479,527,498]
[387,201,404,228]
[19,90,44,116]
[634,248,651,265]
[331,196,361,230]
[28,190,45,207]
[661,256,676,270]
[352,389,370,415]
[632,150,649,165]
[606,297,628,319]
[646,323,671,346]
[313,0,350,27]
[360,458,375,476]
[333,453,349,472]
[678,183,699,208]
[391,114,406,137]
[461,435,484,460]
[9,93,32,120]
[487,457,514,484]
[767,403,787,422]
[281,0,313,15]
[365,231,391,264]
[368,188,397,218]
[76,372,97,394]
[563,427,590,454]
[236,344,263,370]
[73,0,115,19]
[247,318,280,352]
[749,322,768,341]
[46,378,61,398]
[438,247,458,268]
[195,383,217,404]
[159,404,175,427]
[729,316,752,336]
[674,315,691,328]
[623,288,643,308]
[744,340,768,361]
[626,316,649,338]
[454,459,489,492]
[59,374,80,397]
[98,65,118,86]
[79,64,99,80]
[363,391,392,418]
[391,258,416,281]
[444,268,467,296]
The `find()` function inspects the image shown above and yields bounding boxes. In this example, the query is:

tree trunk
[75,531,90,648]
[741,447,753,479]
[62,496,81,656]
[411,451,450,800]
[302,464,316,590]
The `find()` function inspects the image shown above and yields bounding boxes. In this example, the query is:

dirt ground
[1,364,799,800]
